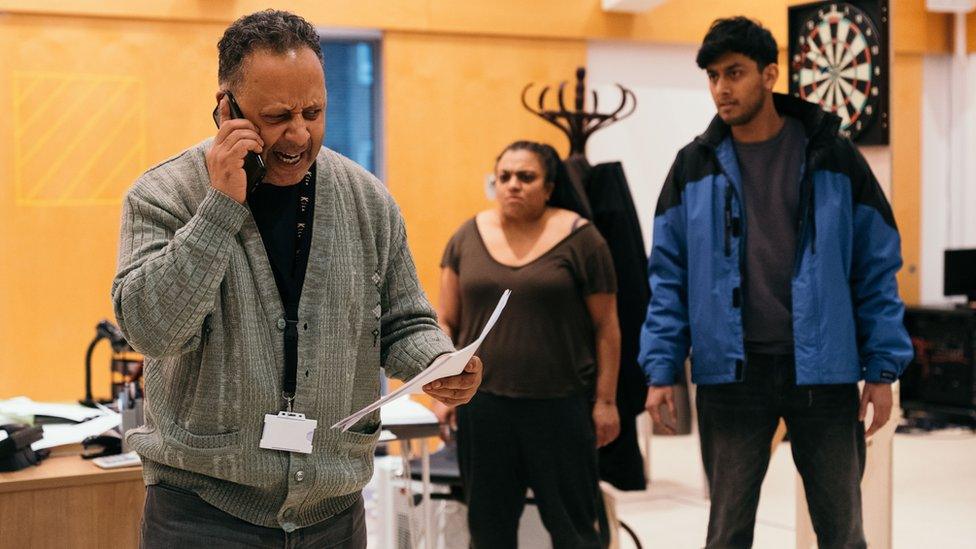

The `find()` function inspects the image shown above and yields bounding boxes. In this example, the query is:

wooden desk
[0,453,144,549]
[0,413,436,548]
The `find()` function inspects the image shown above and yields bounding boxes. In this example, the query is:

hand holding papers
[333,289,511,431]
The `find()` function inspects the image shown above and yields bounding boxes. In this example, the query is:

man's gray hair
[217,9,323,90]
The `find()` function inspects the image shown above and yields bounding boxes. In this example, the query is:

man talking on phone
[112,10,481,547]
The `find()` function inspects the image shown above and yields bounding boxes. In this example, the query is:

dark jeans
[696,353,866,549]
[140,484,366,549]
[457,391,605,549]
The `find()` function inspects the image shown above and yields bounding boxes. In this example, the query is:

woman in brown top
[435,141,621,548]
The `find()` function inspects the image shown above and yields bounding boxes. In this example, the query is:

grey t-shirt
[734,116,806,355]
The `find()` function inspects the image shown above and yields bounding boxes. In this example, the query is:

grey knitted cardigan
[112,139,454,529]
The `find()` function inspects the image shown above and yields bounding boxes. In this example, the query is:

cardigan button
[277,318,287,330]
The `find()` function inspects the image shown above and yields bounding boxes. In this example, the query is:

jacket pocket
[337,420,381,454]
[160,416,242,454]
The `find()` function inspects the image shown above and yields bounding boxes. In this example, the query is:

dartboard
[789,1,889,145]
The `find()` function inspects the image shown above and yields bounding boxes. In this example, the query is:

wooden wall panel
[0,14,225,401]
[891,54,923,304]
[970,11,976,53]
[383,32,587,305]
[0,0,953,54]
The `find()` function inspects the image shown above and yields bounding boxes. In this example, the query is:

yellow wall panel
[0,14,225,401]
[12,72,147,206]
[0,0,430,29]
[890,53,922,304]
[971,12,976,52]
[0,0,952,54]
[891,0,952,54]
[383,31,587,307]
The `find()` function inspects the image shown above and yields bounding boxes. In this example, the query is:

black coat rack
[521,67,637,157]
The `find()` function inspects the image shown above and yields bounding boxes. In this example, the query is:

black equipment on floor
[901,306,976,422]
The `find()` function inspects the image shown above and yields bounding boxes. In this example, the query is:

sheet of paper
[332,289,510,431]
[0,396,109,423]
[31,413,121,450]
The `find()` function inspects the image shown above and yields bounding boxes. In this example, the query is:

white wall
[921,55,952,305]
[586,41,715,254]
[920,53,976,305]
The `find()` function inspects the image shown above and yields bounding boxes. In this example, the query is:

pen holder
[120,398,144,453]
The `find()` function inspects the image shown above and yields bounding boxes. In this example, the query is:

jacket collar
[696,93,841,151]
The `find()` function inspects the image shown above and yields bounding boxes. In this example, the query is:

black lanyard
[282,171,314,410]
[292,171,314,278]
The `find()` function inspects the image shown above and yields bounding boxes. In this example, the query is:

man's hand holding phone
[206,94,264,204]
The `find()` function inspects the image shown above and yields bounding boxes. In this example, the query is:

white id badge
[260,412,317,454]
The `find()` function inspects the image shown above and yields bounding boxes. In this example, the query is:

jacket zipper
[794,149,819,276]
[794,168,810,276]
[809,182,817,255]
[724,184,733,257]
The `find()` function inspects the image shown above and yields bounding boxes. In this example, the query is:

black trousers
[140,484,367,549]
[457,391,604,549]
[697,353,867,549]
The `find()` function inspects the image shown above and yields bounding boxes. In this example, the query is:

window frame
[316,27,384,181]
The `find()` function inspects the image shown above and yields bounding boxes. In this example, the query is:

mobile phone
[212,91,266,196]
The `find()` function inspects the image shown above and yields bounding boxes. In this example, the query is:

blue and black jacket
[639,94,913,387]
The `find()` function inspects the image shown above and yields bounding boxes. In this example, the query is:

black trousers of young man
[696,353,867,549]
[457,391,605,549]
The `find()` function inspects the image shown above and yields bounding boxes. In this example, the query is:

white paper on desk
[0,396,109,423]
[31,413,121,450]
[380,396,437,425]
[332,289,511,431]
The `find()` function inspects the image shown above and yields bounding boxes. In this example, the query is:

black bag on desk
[0,424,48,471]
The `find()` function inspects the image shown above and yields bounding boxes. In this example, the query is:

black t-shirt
[441,218,617,399]
[733,116,806,355]
[247,168,316,314]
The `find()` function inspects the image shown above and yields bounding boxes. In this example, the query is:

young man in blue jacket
[640,17,913,548]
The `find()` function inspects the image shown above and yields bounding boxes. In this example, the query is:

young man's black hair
[695,16,778,69]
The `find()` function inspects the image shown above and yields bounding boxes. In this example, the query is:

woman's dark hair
[218,10,324,90]
[695,16,778,70]
[495,141,588,217]
[496,141,563,189]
